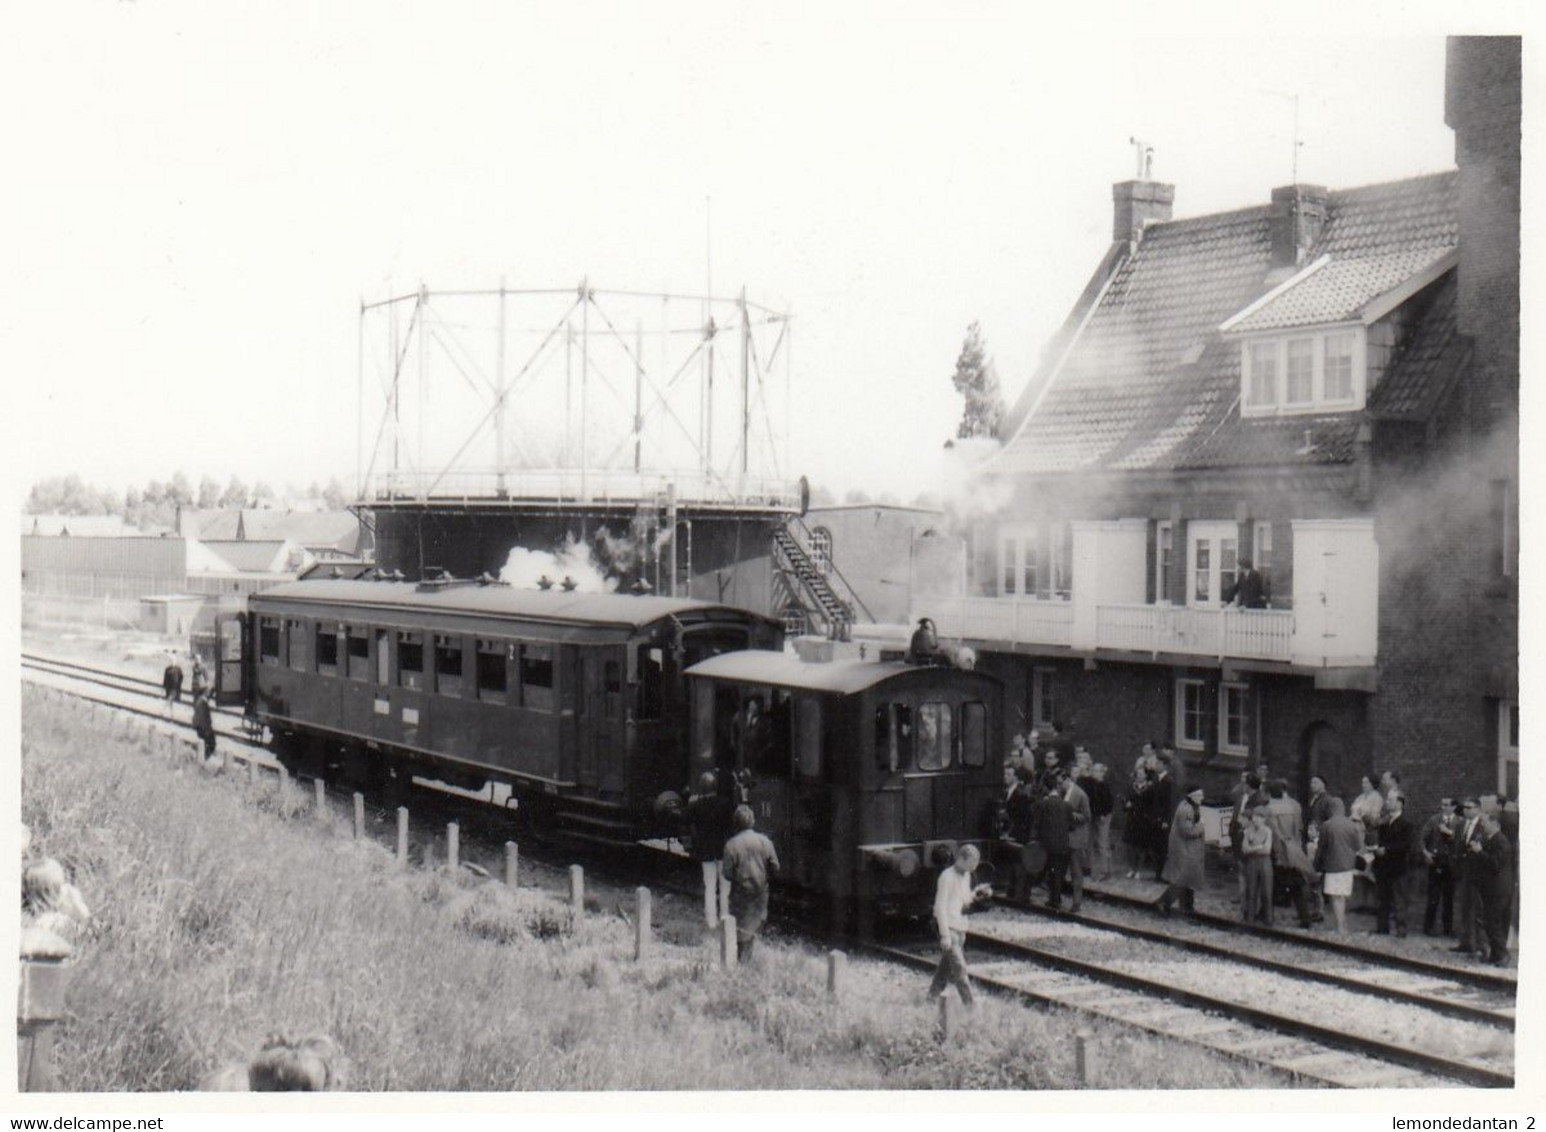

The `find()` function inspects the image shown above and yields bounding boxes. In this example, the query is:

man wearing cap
[927,843,991,1008]
[908,618,940,665]
[719,805,780,960]
[1155,786,1207,918]
[1225,558,1267,609]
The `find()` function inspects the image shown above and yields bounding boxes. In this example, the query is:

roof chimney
[1269,184,1330,269]
[1113,180,1175,245]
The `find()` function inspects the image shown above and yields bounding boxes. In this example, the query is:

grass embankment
[21,686,1288,1092]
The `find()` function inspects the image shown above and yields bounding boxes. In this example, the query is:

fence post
[247,756,257,788]
[635,887,651,961]
[719,916,738,968]
[939,994,958,1041]
[446,822,459,872]
[827,950,846,999]
[17,958,69,1092]
[397,807,410,864]
[221,747,231,775]
[352,793,365,840]
[701,863,717,927]
[569,865,585,919]
[278,765,290,805]
[504,842,518,888]
[314,777,326,820]
[1075,1031,1093,1086]
[165,733,178,762]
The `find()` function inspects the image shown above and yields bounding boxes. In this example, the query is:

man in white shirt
[926,844,990,1008]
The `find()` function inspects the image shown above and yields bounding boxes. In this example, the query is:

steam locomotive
[201,575,1002,922]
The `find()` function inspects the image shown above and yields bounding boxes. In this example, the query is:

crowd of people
[988,732,1519,968]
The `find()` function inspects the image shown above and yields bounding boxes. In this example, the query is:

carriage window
[397,632,424,691]
[435,635,463,697]
[794,697,823,778]
[476,640,507,702]
[258,618,280,665]
[916,702,953,770]
[636,646,663,720]
[285,619,306,672]
[603,660,622,720]
[346,629,370,681]
[874,702,912,772]
[316,625,339,675]
[961,701,987,768]
[520,644,554,710]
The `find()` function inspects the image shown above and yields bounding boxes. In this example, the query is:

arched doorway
[1298,721,1354,802]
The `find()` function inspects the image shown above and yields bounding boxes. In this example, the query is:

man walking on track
[162,656,184,719]
[192,687,217,761]
[719,805,779,961]
[927,844,992,1009]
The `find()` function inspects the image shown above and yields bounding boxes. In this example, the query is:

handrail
[786,516,876,624]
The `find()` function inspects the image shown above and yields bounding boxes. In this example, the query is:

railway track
[18,654,1518,1090]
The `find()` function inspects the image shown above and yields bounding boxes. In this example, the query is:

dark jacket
[1306,791,1337,831]
[1373,814,1414,878]
[1081,777,1114,820]
[1150,775,1175,835]
[1161,799,1206,889]
[1316,814,1364,874]
[1476,831,1514,901]
[192,697,214,738]
[1421,812,1459,869]
[685,793,733,863]
[1225,567,1268,609]
[163,663,184,696]
[1030,793,1073,855]
[1005,784,1035,843]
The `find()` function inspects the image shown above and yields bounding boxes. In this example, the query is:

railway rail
[19,653,1518,1091]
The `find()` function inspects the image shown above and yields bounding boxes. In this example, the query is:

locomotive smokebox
[862,847,920,879]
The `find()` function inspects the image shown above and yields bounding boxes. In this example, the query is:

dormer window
[1238,326,1366,417]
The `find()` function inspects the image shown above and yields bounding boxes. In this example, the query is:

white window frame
[1032,666,1057,730]
[1175,678,1207,751]
[1155,520,1174,605]
[1219,681,1252,757]
[1498,699,1518,796]
[809,527,832,576]
[1239,324,1367,417]
[1188,521,1238,607]
[999,523,1038,597]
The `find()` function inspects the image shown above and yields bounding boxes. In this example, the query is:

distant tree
[322,477,349,509]
[25,474,110,515]
[306,481,323,500]
[251,481,277,508]
[197,476,221,510]
[143,479,165,505]
[220,476,249,509]
[951,322,1006,440]
[168,471,194,507]
[843,489,872,505]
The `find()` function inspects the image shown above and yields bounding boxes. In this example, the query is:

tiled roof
[1366,274,1463,420]
[1225,246,1453,334]
[195,539,301,573]
[994,170,1458,476]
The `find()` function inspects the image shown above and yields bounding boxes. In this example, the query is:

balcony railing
[368,467,802,511]
[921,595,1075,649]
[1096,603,1294,662]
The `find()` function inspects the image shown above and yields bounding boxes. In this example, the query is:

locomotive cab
[685,651,1003,931]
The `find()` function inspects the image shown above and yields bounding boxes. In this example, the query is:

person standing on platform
[1155,786,1206,919]
[1371,795,1414,937]
[719,805,779,960]
[1239,805,1275,925]
[1420,797,1459,936]
[685,772,733,928]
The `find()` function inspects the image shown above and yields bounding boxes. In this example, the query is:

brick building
[917,37,1518,813]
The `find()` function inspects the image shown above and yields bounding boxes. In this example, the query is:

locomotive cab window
[397,632,424,691]
[961,701,987,768]
[434,635,463,697]
[285,619,306,672]
[794,696,823,779]
[916,702,953,771]
[316,625,339,675]
[346,629,370,681]
[258,618,280,666]
[874,702,912,772]
[520,644,554,711]
[475,640,508,703]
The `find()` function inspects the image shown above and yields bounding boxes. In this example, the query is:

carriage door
[573,648,606,791]
[738,686,792,846]
[903,700,964,841]
[214,614,246,707]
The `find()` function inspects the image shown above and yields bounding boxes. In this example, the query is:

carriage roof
[686,651,996,696]
[251,579,772,632]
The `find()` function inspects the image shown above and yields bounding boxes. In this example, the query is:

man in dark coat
[685,771,733,927]
[1148,761,1175,880]
[1266,780,1316,929]
[999,765,1036,903]
[1306,775,1337,834]
[162,657,185,718]
[1451,798,1484,955]
[1225,558,1268,608]
[1473,812,1513,966]
[192,688,217,761]
[1371,796,1415,937]
[1420,797,1459,935]
[1083,763,1115,881]
[1030,777,1074,911]
[1155,786,1206,917]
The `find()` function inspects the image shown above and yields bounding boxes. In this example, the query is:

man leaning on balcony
[1225,558,1268,609]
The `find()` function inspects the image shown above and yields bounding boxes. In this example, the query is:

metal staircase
[772,519,873,639]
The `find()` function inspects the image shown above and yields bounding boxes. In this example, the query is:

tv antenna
[1258,89,1305,182]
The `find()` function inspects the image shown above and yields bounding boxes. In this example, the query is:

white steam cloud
[499,534,616,593]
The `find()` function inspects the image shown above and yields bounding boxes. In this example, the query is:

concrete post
[635,887,651,961]
[313,777,326,820]
[221,747,231,775]
[720,915,738,968]
[247,756,257,788]
[17,959,69,1092]
[827,950,846,999]
[569,865,585,918]
[939,994,959,1041]
[278,765,290,805]
[1075,1031,1093,1086]
[446,822,459,872]
[352,792,365,840]
[397,808,410,863]
[504,842,518,888]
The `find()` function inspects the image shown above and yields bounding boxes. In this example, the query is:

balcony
[912,517,1378,671]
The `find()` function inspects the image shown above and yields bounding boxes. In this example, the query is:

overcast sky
[3,3,1529,505]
